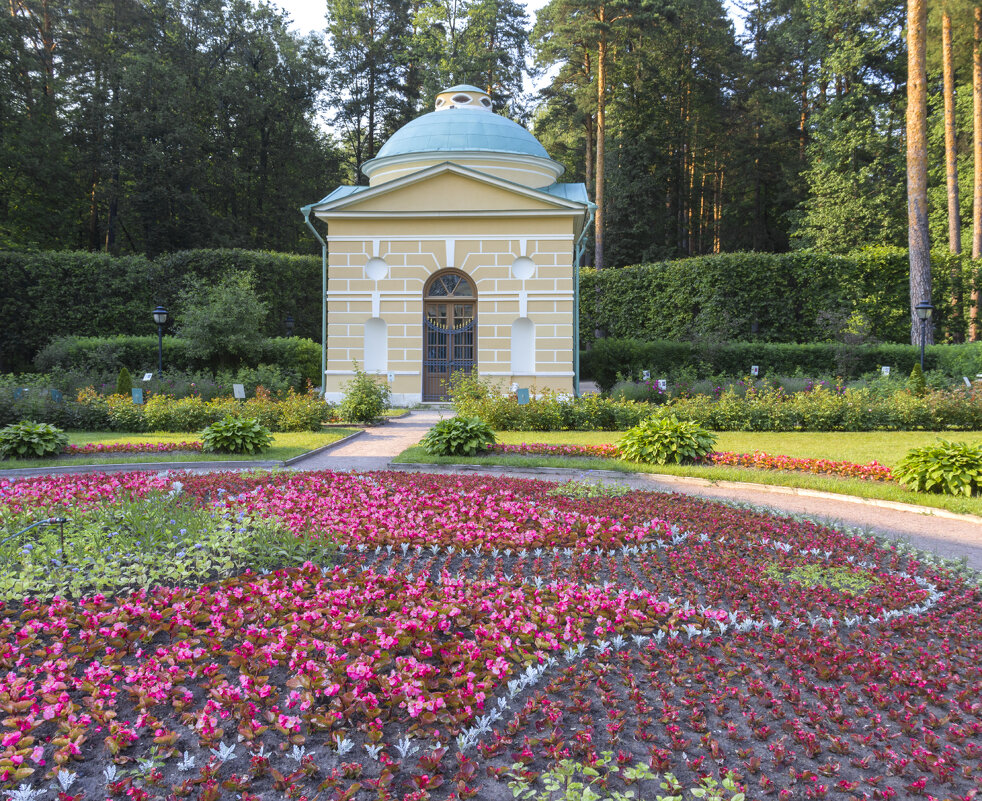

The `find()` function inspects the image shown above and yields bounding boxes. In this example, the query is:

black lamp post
[152,306,168,375]
[915,300,934,371]
[285,314,295,338]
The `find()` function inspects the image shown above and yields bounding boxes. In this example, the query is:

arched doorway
[423,270,476,401]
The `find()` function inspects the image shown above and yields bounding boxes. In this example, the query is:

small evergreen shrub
[339,365,390,423]
[617,415,717,465]
[893,439,982,496]
[908,363,927,396]
[116,367,134,396]
[201,416,273,454]
[0,421,69,460]
[420,416,496,456]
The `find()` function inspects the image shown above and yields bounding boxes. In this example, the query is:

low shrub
[618,416,717,465]
[0,421,69,460]
[67,387,334,433]
[449,379,982,432]
[201,416,273,454]
[339,365,390,423]
[116,367,133,396]
[581,338,982,393]
[893,440,982,496]
[420,416,496,456]
[34,334,320,386]
[450,376,653,432]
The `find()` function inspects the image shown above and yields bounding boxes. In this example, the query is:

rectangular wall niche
[510,317,534,373]
[364,317,388,372]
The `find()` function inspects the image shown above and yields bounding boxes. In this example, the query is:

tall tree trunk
[800,58,809,162]
[907,0,932,345]
[594,29,607,271]
[944,11,961,255]
[943,9,963,340]
[973,6,982,338]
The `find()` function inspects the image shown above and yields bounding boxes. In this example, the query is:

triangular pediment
[310,163,587,218]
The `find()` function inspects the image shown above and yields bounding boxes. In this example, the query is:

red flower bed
[491,441,896,483]
[0,470,978,800]
[64,441,203,455]
[702,451,894,482]
[489,442,620,459]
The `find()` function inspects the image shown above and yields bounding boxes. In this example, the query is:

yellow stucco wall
[315,168,583,403]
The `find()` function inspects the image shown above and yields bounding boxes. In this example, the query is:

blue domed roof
[374,107,550,160]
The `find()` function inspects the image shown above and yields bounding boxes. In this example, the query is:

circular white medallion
[511,256,535,281]
[365,257,388,281]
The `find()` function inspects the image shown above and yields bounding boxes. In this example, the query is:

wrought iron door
[422,272,476,401]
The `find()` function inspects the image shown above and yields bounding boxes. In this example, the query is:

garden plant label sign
[131,388,144,404]
[516,388,530,405]
[233,383,246,400]
[751,365,759,376]
[143,372,153,381]
[657,379,667,390]
[642,370,651,381]
[881,366,890,376]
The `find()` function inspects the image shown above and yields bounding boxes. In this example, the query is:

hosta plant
[201,415,272,454]
[617,415,716,465]
[420,415,496,456]
[0,420,68,459]
[893,438,982,496]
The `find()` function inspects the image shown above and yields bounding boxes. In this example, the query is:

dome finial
[435,85,492,112]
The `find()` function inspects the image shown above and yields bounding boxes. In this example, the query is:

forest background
[2,0,980,339]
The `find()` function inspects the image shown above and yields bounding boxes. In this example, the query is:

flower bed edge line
[387,461,982,526]
[282,428,366,466]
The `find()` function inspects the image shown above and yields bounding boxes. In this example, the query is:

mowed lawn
[0,430,359,469]
[494,429,982,468]
[395,429,982,517]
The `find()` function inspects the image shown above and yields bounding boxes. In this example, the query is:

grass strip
[490,430,982,468]
[0,430,360,470]
[393,444,982,517]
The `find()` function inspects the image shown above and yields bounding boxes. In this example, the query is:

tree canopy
[0,0,978,273]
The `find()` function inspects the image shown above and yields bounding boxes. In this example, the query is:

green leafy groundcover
[893,439,982,497]
[421,416,496,456]
[0,470,979,800]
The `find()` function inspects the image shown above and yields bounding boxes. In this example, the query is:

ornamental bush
[893,440,982,496]
[580,338,982,393]
[420,416,496,456]
[116,367,133,396]
[201,416,273,454]
[339,365,390,424]
[618,416,716,465]
[0,421,68,460]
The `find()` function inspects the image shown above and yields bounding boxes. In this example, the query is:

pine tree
[908,0,933,345]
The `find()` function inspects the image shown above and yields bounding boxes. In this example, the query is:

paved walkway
[287,409,446,472]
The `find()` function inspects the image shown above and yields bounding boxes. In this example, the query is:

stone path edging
[0,458,284,479]
[281,430,366,466]
[388,461,982,526]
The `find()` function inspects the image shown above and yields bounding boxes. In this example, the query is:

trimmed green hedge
[581,338,982,392]
[0,249,323,371]
[34,335,321,387]
[0,387,334,432]
[579,247,976,347]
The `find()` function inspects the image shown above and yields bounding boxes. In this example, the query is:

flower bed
[488,442,895,483]
[64,441,203,455]
[701,451,894,482]
[489,442,621,459]
[0,471,979,800]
